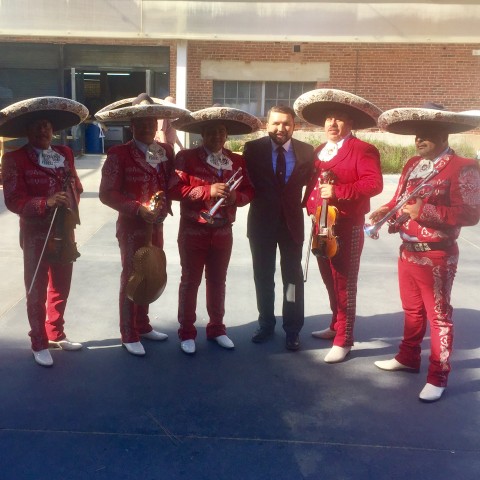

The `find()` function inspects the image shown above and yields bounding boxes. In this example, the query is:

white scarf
[408,159,435,180]
[38,147,65,169]
[318,142,339,162]
[146,143,168,166]
[206,152,233,170]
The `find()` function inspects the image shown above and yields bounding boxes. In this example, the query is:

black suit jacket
[244,136,314,245]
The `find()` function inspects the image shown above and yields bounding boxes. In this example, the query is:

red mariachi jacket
[168,146,254,225]
[384,151,480,242]
[304,136,383,224]
[2,144,82,232]
[99,140,174,229]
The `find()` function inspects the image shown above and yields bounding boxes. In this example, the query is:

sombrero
[293,88,382,129]
[95,93,189,123]
[378,105,480,135]
[0,96,89,138]
[171,107,263,135]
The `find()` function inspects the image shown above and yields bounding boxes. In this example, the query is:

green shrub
[225,138,245,153]
[225,134,479,173]
[369,141,417,174]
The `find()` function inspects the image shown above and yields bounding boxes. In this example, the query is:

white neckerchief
[408,159,435,181]
[408,147,451,181]
[146,142,168,166]
[36,147,65,169]
[134,139,168,167]
[206,150,233,170]
[318,135,349,162]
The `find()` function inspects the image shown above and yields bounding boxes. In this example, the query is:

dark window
[213,80,315,116]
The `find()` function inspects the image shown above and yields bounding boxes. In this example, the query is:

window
[213,81,315,117]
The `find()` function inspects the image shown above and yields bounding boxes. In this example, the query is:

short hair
[267,105,296,122]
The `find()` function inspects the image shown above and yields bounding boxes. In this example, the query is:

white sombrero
[0,96,89,138]
[378,105,480,135]
[293,88,382,130]
[171,107,263,135]
[95,93,190,123]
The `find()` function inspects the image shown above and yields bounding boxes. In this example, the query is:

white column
[70,68,76,100]
[145,69,152,95]
[176,40,188,148]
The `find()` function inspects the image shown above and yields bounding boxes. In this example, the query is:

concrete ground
[0,154,479,480]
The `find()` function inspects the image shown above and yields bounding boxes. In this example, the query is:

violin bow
[303,176,322,283]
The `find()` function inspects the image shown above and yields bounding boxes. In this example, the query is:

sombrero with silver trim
[378,106,480,134]
[294,88,382,129]
[171,107,263,135]
[95,93,189,123]
[0,96,89,138]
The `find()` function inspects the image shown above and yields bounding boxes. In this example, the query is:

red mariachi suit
[2,144,82,351]
[303,136,383,347]
[383,151,480,387]
[99,140,174,343]
[168,147,254,341]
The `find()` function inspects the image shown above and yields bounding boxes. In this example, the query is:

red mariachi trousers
[316,222,364,348]
[117,222,163,343]
[22,226,72,351]
[396,244,458,387]
[177,220,232,341]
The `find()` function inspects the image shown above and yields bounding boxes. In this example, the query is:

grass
[226,134,478,174]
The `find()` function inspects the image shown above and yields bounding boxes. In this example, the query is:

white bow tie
[146,143,167,166]
[206,152,232,170]
[318,142,338,162]
[38,148,65,169]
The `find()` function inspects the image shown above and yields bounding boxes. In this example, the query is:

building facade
[1,1,479,152]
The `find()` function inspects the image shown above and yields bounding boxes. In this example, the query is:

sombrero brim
[171,107,263,135]
[95,101,189,123]
[378,108,480,135]
[294,89,382,129]
[0,97,89,138]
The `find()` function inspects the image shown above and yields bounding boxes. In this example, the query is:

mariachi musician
[1,96,88,367]
[97,93,189,357]
[371,105,480,402]
[294,89,383,363]
[168,107,260,355]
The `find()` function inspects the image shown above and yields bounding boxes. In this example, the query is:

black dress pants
[249,220,304,334]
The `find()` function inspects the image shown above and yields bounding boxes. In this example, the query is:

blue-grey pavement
[0,154,479,480]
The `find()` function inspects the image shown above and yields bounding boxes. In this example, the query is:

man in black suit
[244,105,314,350]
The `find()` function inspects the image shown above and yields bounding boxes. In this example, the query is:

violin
[46,172,81,264]
[311,170,339,259]
[126,191,167,306]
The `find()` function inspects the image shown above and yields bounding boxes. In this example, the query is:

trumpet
[200,167,243,224]
[364,178,436,240]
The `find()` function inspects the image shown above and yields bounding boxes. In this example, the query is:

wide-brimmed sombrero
[293,88,382,130]
[0,96,89,138]
[378,106,480,134]
[171,107,263,135]
[95,93,189,123]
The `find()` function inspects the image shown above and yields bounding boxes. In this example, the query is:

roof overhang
[1,1,480,43]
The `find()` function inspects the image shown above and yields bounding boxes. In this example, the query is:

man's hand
[46,191,70,208]
[402,197,422,221]
[319,184,335,199]
[223,190,237,207]
[210,182,230,200]
[138,205,160,223]
[369,205,389,224]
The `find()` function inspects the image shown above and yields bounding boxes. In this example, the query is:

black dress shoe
[286,333,300,351]
[251,328,274,343]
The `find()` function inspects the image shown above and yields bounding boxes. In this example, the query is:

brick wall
[3,36,479,115]
[185,41,480,113]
